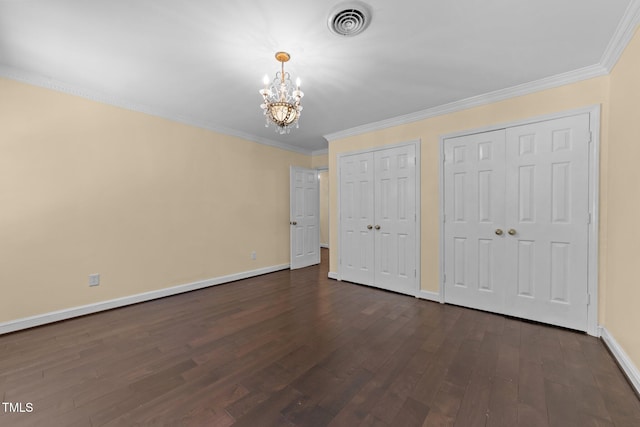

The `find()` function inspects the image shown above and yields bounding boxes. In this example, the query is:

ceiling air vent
[328,2,372,37]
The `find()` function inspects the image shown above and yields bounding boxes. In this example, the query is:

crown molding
[311,148,328,156]
[0,65,313,156]
[325,64,608,142]
[600,0,640,72]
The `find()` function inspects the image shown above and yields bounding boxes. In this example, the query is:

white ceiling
[0,0,634,153]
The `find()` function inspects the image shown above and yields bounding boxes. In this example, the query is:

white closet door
[374,144,418,294]
[504,114,590,330]
[443,130,507,313]
[340,152,375,285]
[290,167,320,270]
[443,113,591,331]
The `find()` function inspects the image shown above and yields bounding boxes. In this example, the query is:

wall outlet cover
[89,273,100,287]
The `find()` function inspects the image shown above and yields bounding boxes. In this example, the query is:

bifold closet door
[340,152,375,285]
[443,113,591,331]
[443,130,507,314]
[374,144,417,294]
[504,114,590,330]
[339,144,418,294]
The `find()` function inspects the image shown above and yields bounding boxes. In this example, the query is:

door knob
[508,228,516,235]
[292,221,297,226]
[375,225,381,230]
[367,224,373,230]
[495,229,503,236]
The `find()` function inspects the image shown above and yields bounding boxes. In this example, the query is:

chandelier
[259,52,304,134]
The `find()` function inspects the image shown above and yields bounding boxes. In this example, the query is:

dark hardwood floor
[1,249,639,426]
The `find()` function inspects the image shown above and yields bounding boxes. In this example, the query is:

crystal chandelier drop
[259,52,304,134]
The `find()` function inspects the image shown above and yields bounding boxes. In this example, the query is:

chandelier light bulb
[296,77,301,89]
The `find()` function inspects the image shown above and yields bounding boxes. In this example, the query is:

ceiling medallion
[259,52,304,134]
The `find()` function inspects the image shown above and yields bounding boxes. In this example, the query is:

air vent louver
[328,2,372,37]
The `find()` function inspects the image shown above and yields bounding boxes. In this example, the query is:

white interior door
[443,130,507,313]
[374,144,418,294]
[339,152,375,284]
[443,113,591,331]
[290,167,320,270]
[504,114,590,330]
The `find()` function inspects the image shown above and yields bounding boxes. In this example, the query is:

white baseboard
[600,326,640,396]
[320,244,329,249]
[415,290,441,302]
[328,271,339,280]
[0,264,290,336]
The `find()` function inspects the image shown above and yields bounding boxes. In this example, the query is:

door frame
[336,139,422,295]
[438,105,601,336]
[317,167,330,249]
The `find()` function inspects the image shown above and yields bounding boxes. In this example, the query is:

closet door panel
[340,152,375,285]
[443,130,507,313]
[374,145,417,294]
[504,113,590,330]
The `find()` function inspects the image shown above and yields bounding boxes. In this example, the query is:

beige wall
[312,153,329,246]
[604,27,640,369]
[311,153,328,169]
[0,78,311,322]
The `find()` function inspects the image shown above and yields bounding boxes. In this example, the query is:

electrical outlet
[89,273,100,287]
[251,251,257,260]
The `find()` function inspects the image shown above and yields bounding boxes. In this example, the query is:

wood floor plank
[486,376,518,427]
[0,249,638,426]
[318,367,373,416]
[453,370,493,427]
[421,381,466,426]
[326,379,387,427]
[390,396,430,426]
[545,379,578,427]
[231,385,303,427]
[518,359,548,425]
[359,414,388,427]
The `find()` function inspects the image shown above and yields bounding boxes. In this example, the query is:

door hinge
[587,293,591,306]
[588,131,593,143]
[588,212,592,224]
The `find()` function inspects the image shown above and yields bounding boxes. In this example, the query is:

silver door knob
[375,225,381,230]
[495,229,503,236]
[367,225,373,230]
[508,228,516,235]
